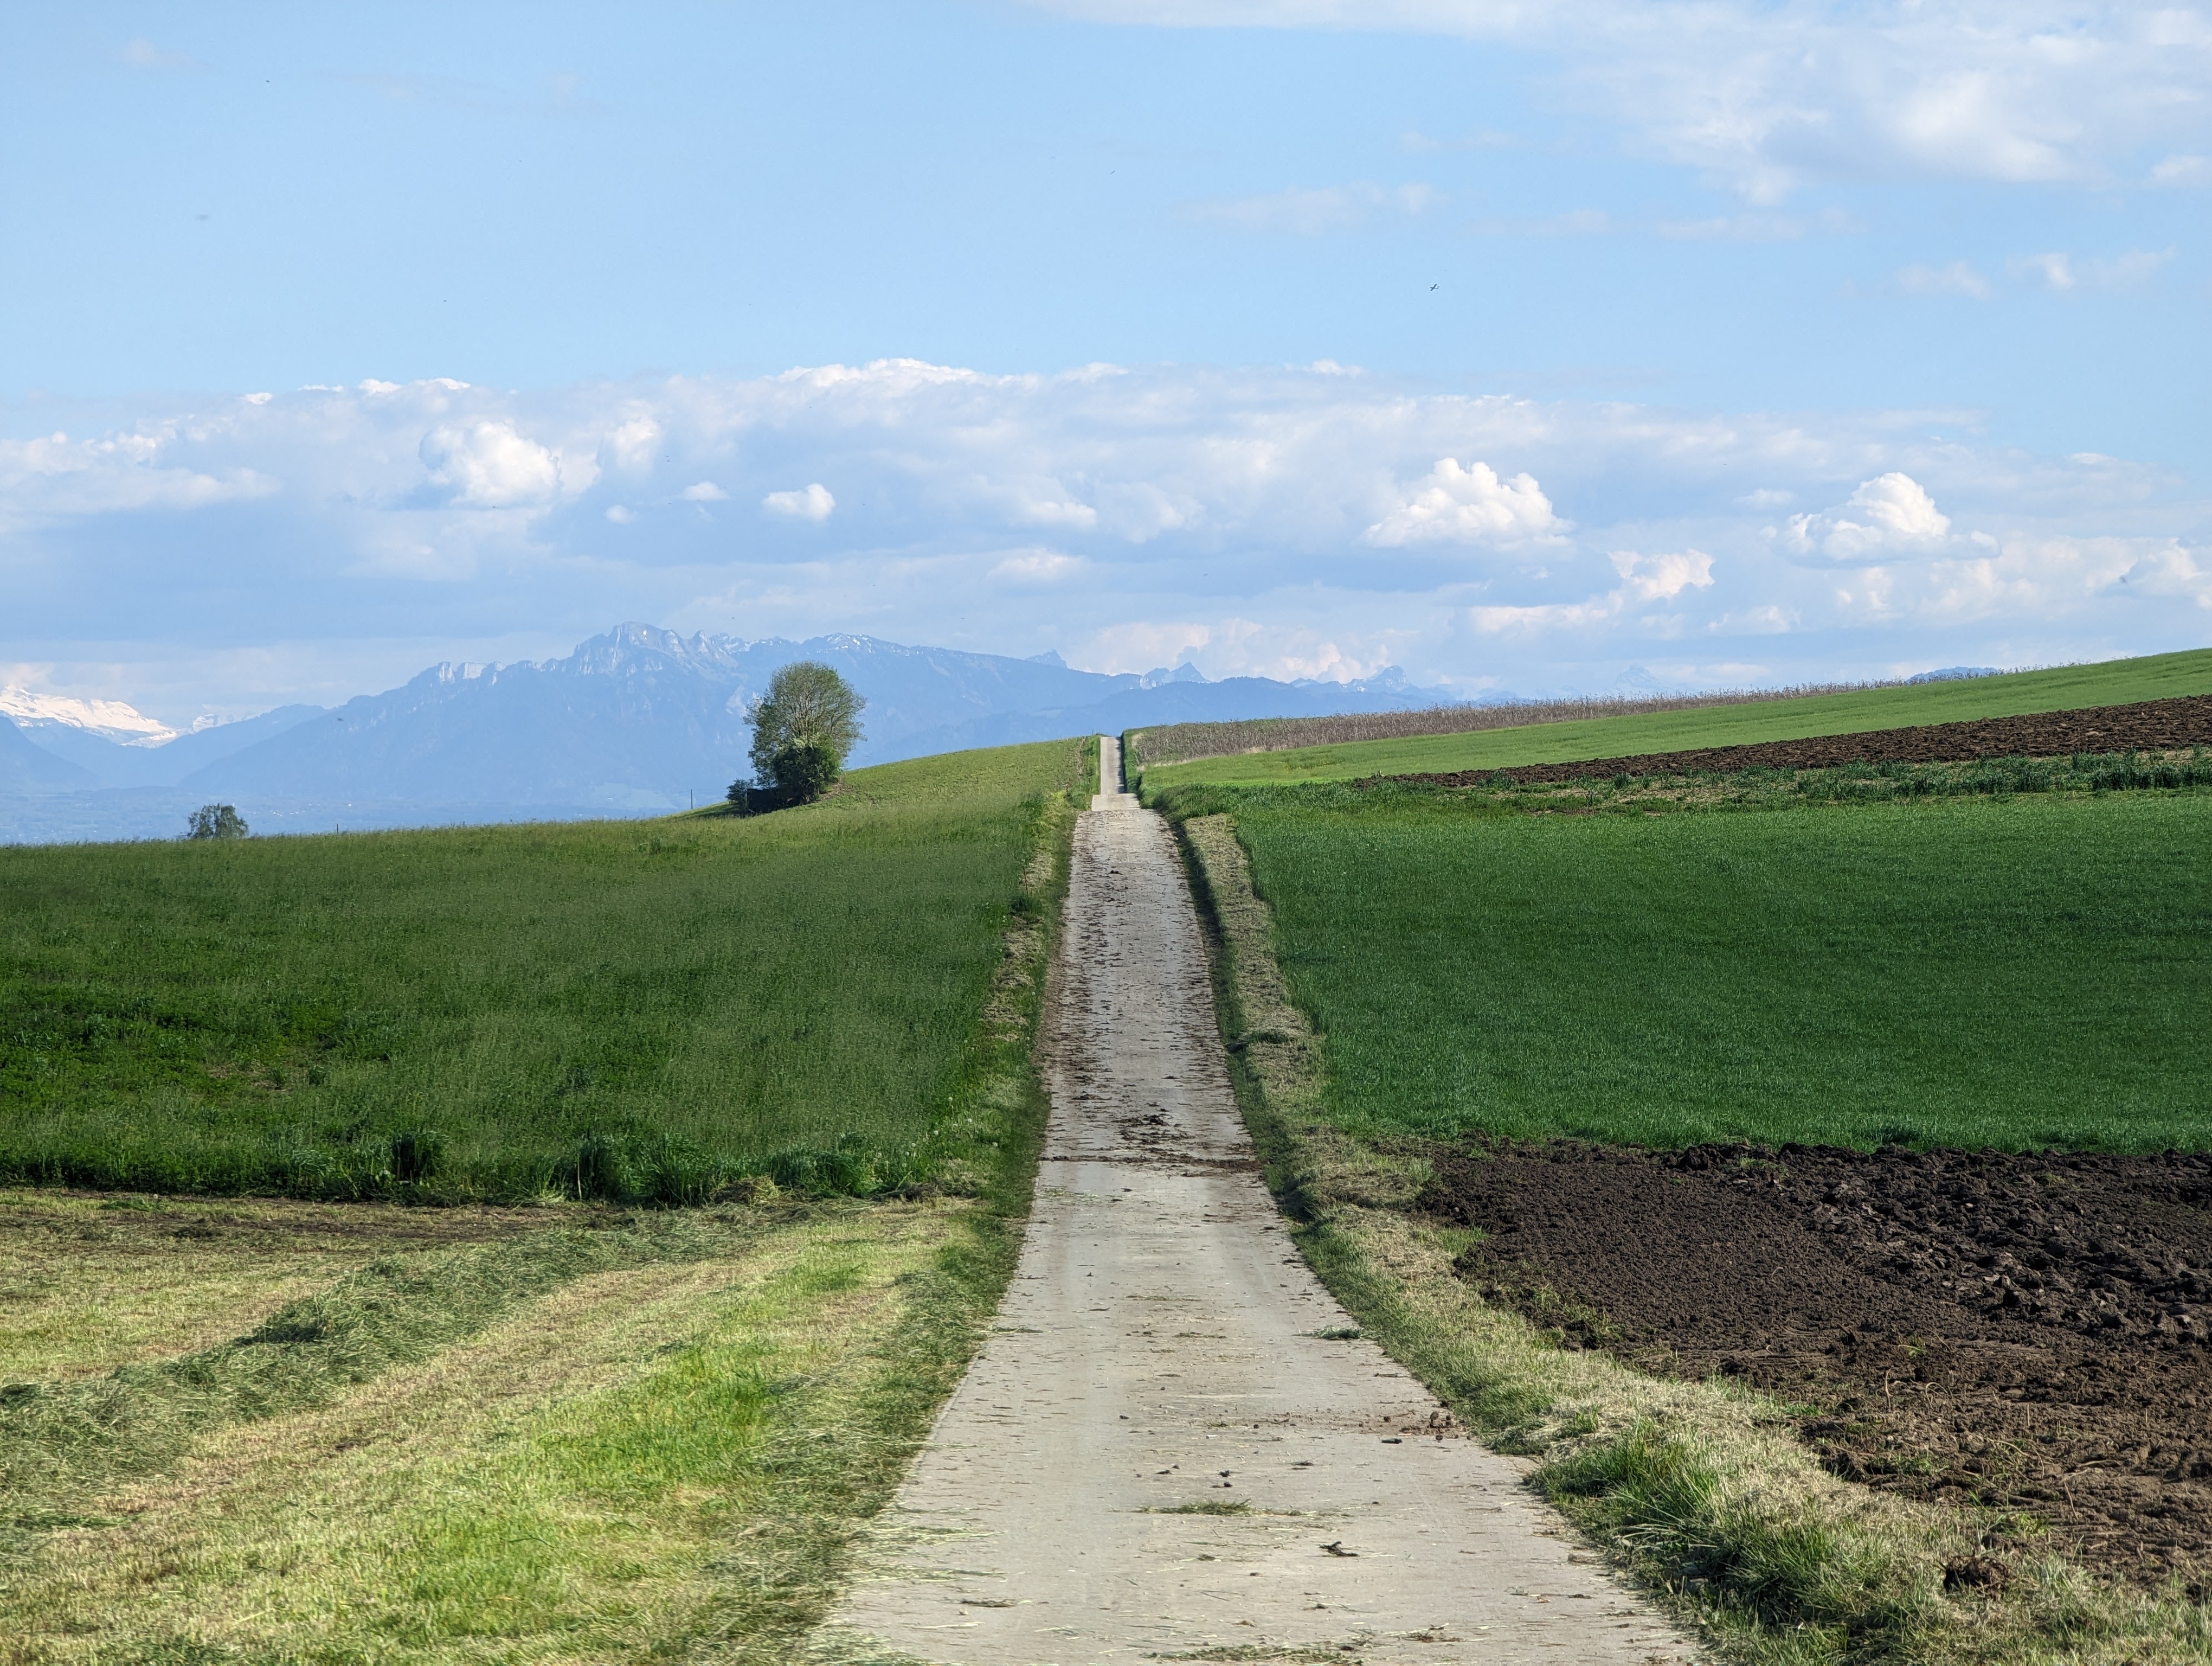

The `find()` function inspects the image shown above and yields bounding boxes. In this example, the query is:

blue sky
[3,2,2208,720]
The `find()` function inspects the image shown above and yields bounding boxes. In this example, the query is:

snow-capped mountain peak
[0,686,179,747]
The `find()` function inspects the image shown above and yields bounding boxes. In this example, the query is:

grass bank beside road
[1136,645,2212,789]
[0,738,1090,1201]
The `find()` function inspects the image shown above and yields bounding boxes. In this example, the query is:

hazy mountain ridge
[0,623,1433,841]
[20,704,329,790]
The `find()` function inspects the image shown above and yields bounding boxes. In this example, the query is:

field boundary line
[1171,810,2212,1666]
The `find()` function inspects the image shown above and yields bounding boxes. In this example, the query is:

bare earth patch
[1390,694,2212,785]
[1426,1142,2212,1584]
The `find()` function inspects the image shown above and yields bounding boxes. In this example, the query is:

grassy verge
[1135,645,2212,787]
[0,742,1088,1663]
[1149,776,2211,1152]
[1175,812,2212,1665]
[0,738,1090,1202]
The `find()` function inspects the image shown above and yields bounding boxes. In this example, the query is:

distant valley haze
[0,622,1436,841]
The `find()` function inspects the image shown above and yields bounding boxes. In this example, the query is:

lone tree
[187,803,249,840]
[735,661,864,808]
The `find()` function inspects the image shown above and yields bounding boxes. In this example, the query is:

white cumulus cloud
[1365,458,1562,547]
[1786,473,1954,562]
[763,482,835,521]
[608,415,662,472]
[1612,548,1715,602]
[419,420,576,508]
[679,481,728,501]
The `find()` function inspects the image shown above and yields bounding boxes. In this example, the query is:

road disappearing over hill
[824,740,1693,1664]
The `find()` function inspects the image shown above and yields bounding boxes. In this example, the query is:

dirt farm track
[1428,1141,2212,1584]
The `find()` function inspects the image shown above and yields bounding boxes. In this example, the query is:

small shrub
[640,1133,718,1206]
[386,1128,445,1186]
[763,1133,923,1198]
[766,741,840,806]
[567,1131,631,1201]
[185,804,249,840]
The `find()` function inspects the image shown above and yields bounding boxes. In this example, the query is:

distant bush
[766,741,839,802]
[186,804,249,840]
[725,741,843,813]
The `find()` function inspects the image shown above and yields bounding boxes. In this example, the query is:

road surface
[822,738,1695,1665]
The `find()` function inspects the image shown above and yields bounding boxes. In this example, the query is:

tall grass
[0,738,1090,1201]
[1162,783,2212,1152]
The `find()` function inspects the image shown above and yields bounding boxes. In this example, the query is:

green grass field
[1139,645,2212,789]
[0,738,1091,1201]
[0,737,1084,1662]
[1172,781,2212,1152]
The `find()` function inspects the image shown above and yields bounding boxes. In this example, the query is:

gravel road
[824,740,1694,1665]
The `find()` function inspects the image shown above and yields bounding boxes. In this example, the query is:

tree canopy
[187,803,249,840]
[744,661,865,804]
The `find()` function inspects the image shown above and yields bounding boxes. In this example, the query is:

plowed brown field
[1385,693,2212,787]
[1424,1142,2212,1585]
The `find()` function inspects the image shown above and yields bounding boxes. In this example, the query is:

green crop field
[1138,645,2212,789]
[1170,780,2212,1152]
[0,737,1091,1202]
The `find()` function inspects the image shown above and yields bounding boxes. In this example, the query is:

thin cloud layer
[1,361,2204,719]
[1030,2,2212,200]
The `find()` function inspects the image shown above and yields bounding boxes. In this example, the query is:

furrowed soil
[1423,1141,2212,1584]
[1389,693,2212,786]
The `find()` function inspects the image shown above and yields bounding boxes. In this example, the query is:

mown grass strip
[0,1211,749,1540]
[1,1203,1009,1664]
[0,1190,548,1383]
[1176,811,2212,1666]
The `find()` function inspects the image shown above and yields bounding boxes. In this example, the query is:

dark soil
[1387,694,2212,787]
[1420,1140,2212,1582]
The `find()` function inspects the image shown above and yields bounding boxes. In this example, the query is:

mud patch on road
[1421,1140,2212,1583]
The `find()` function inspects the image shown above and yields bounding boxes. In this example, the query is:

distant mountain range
[0,624,1437,842]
